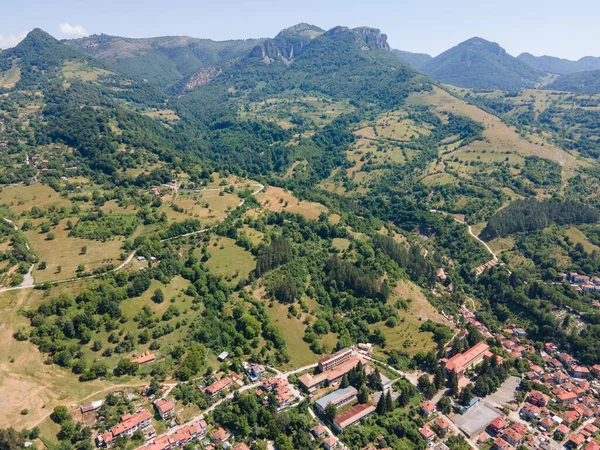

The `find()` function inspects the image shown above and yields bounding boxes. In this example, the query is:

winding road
[0,183,265,293]
[429,209,499,275]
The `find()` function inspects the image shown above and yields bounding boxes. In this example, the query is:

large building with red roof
[445,342,490,377]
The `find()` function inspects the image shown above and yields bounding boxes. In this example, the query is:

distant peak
[275,23,324,38]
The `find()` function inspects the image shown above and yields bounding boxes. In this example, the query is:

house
[154,399,175,420]
[445,342,490,377]
[212,427,230,444]
[527,390,549,407]
[420,401,437,416]
[218,351,229,362]
[539,417,554,431]
[561,410,580,426]
[557,353,577,367]
[97,410,153,447]
[315,386,358,413]
[493,438,516,450]
[433,443,450,450]
[572,366,591,379]
[433,417,451,434]
[80,400,103,414]
[333,403,375,432]
[502,427,525,447]
[419,425,435,443]
[557,391,578,404]
[311,424,328,440]
[521,403,541,420]
[555,424,570,437]
[585,442,600,450]
[322,436,339,450]
[247,364,265,381]
[141,420,206,450]
[318,348,353,372]
[487,417,508,435]
[205,377,233,397]
[567,434,585,449]
[232,445,251,450]
[131,353,156,366]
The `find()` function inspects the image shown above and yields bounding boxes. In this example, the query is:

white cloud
[59,23,88,36]
[0,33,26,49]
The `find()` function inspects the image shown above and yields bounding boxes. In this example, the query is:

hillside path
[0,183,264,293]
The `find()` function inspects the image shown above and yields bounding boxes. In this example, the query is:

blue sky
[1,0,599,59]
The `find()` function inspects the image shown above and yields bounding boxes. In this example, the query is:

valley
[0,19,600,450]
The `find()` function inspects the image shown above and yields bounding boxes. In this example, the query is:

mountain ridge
[419,36,544,90]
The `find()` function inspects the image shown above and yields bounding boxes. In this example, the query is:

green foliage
[69,213,138,241]
[482,198,599,239]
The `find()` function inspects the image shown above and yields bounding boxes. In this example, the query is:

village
[59,303,600,450]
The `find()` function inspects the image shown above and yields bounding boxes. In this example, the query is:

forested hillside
[4,22,600,449]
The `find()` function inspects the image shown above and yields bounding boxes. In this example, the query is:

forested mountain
[517,52,600,75]
[420,37,544,90]
[391,49,432,69]
[544,69,600,93]
[65,33,263,87]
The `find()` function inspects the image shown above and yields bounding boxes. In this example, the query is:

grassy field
[0,184,71,215]
[141,109,180,122]
[256,288,337,369]
[0,281,130,431]
[62,61,112,82]
[565,226,600,253]
[0,60,21,88]
[370,280,450,358]
[408,86,578,170]
[25,218,125,282]
[255,186,328,220]
[159,190,241,227]
[203,237,256,285]
[242,95,354,129]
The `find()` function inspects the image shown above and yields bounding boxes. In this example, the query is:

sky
[0,0,599,59]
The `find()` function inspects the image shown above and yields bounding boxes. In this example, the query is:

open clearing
[0,60,21,88]
[408,86,578,170]
[203,236,256,285]
[0,282,125,431]
[0,184,71,215]
[25,218,124,282]
[255,186,328,220]
[370,280,449,357]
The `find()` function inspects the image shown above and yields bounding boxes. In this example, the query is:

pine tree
[340,375,349,389]
[448,370,459,397]
[358,385,369,404]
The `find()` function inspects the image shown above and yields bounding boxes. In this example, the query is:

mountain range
[3,25,600,98]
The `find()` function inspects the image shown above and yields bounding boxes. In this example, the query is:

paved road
[0,183,265,293]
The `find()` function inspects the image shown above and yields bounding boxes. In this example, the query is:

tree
[434,364,446,390]
[50,405,70,424]
[437,396,452,415]
[151,289,164,304]
[418,374,435,399]
[340,375,349,389]
[357,385,370,404]
[0,428,25,450]
[448,370,459,397]
[324,403,337,423]
[114,359,139,376]
[459,385,474,406]
[367,368,383,392]
[46,232,55,241]
[80,246,87,255]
